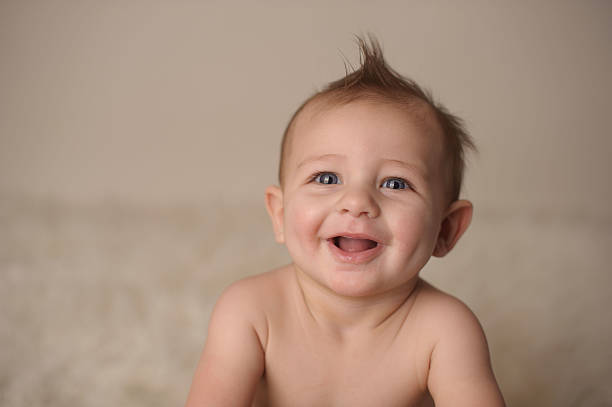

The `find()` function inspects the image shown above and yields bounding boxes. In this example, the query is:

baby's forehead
[288,97,444,156]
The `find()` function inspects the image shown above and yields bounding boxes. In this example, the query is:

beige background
[1,1,611,406]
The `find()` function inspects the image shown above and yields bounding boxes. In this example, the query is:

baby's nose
[335,187,380,218]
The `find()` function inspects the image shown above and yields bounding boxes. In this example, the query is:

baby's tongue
[337,236,376,252]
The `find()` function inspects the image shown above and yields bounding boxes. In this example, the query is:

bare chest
[253,322,430,407]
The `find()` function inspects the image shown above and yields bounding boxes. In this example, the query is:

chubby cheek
[390,208,440,267]
[283,196,328,256]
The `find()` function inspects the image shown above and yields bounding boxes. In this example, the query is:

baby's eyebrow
[296,153,346,169]
[383,158,428,178]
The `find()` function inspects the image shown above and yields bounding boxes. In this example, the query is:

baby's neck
[292,265,422,341]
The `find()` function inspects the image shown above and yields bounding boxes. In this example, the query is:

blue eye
[381,178,409,190]
[314,172,341,185]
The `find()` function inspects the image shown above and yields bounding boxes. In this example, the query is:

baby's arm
[426,297,505,407]
[185,280,265,406]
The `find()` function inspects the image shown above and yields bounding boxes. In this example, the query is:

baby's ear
[433,200,473,257]
[265,185,285,243]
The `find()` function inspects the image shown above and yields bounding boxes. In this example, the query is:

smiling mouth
[331,236,378,252]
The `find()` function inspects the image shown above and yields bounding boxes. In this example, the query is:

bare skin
[186,100,505,406]
[186,268,504,406]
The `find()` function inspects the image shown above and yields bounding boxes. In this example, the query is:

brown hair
[278,35,475,202]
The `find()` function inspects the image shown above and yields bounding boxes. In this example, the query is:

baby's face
[269,100,451,297]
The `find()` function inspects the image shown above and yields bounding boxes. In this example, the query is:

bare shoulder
[412,280,484,337]
[412,280,492,374]
[219,265,293,310]
[218,267,287,306]
[185,267,293,406]
[214,266,293,342]
[413,280,505,407]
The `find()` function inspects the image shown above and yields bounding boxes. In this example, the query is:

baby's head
[266,36,475,296]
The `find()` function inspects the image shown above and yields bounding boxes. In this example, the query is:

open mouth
[331,236,378,252]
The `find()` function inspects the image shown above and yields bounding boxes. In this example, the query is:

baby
[186,37,505,407]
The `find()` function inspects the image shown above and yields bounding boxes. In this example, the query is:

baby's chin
[319,267,413,299]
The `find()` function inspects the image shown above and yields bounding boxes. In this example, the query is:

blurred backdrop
[1,1,611,406]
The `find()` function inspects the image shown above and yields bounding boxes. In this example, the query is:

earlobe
[433,200,473,257]
[265,185,285,243]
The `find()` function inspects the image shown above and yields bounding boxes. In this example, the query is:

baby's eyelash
[308,171,323,182]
